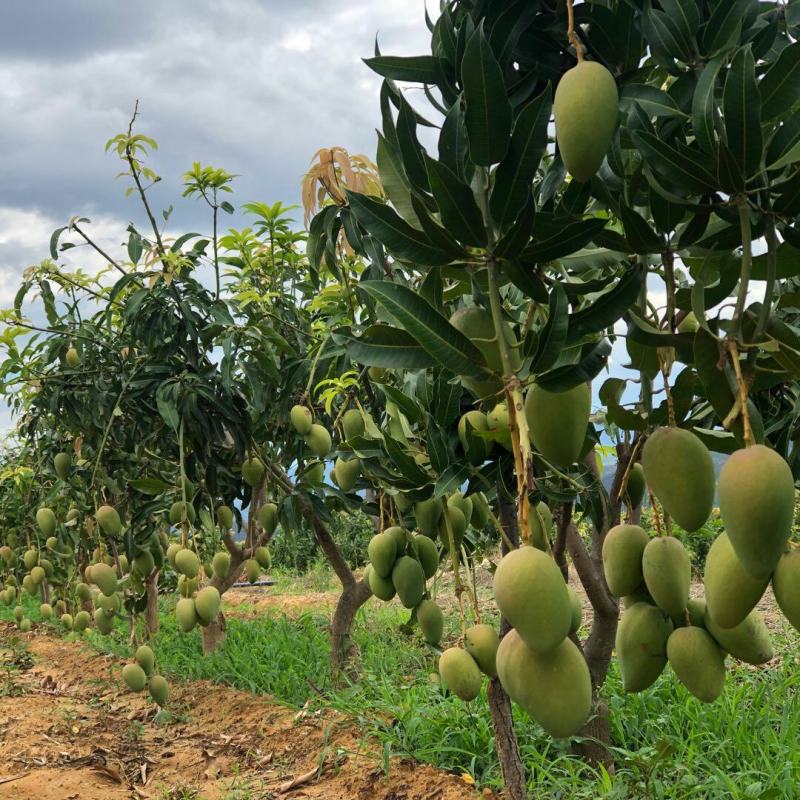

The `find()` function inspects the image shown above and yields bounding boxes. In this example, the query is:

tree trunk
[561,452,625,772]
[573,700,613,768]
[201,536,246,654]
[203,611,228,654]
[488,679,527,800]
[330,580,372,677]
[485,497,528,800]
[566,519,617,771]
[260,459,372,677]
[145,569,160,636]
[304,504,371,678]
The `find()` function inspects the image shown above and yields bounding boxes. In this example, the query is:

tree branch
[70,222,126,275]
[566,523,616,618]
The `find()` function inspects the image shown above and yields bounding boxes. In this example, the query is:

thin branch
[2,319,117,353]
[732,194,753,340]
[565,523,616,617]
[43,266,119,305]
[728,340,754,447]
[70,222,126,275]
[754,214,777,342]
[566,0,585,62]
[125,101,166,258]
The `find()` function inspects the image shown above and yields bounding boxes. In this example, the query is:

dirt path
[223,587,339,617]
[0,624,482,800]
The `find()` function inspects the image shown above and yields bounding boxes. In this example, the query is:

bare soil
[0,623,483,800]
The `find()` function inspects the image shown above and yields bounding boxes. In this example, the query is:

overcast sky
[0,0,433,430]
[0,0,431,296]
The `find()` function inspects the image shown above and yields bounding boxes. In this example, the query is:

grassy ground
[3,575,800,800]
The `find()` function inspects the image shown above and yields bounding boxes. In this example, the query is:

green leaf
[376,132,417,228]
[307,206,339,271]
[751,242,800,279]
[431,372,463,427]
[691,428,739,455]
[364,55,446,83]
[759,41,800,122]
[409,195,469,259]
[562,275,617,296]
[39,280,58,327]
[631,131,719,193]
[700,0,752,56]
[766,113,800,169]
[678,253,741,310]
[494,195,536,259]
[723,46,762,177]
[626,310,696,350]
[433,7,457,64]
[438,99,468,179]
[425,157,487,246]
[521,218,608,263]
[360,281,488,377]
[575,2,643,72]
[332,325,437,369]
[49,226,67,260]
[641,6,693,66]
[435,464,472,497]
[490,88,551,229]
[501,259,548,302]
[621,85,687,118]
[419,267,444,310]
[619,203,663,254]
[692,55,725,155]
[13,281,31,316]
[660,0,700,43]
[536,339,613,392]
[379,384,424,426]
[346,192,453,266]
[649,186,686,235]
[170,232,201,253]
[384,435,431,486]
[129,478,171,495]
[600,377,648,430]
[127,231,143,264]
[396,95,431,194]
[156,384,180,431]
[716,141,745,192]
[530,283,569,374]
[489,0,539,67]
[566,265,644,344]
[424,418,450,475]
[461,23,512,166]
[773,170,800,217]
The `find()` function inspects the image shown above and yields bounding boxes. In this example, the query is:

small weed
[123,719,146,741]
[156,785,200,800]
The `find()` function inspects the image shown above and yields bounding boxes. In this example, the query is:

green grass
[3,592,800,799]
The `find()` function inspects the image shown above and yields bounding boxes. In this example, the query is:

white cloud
[282,30,314,53]
[0,205,130,309]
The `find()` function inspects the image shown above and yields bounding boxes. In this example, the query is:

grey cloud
[0,0,432,225]
[0,1,434,427]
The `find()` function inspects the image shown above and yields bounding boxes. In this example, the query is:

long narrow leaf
[332,325,437,369]
[461,24,511,165]
[361,281,488,377]
[346,192,453,266]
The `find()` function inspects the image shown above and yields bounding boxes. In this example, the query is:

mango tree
[304,0,800,792]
